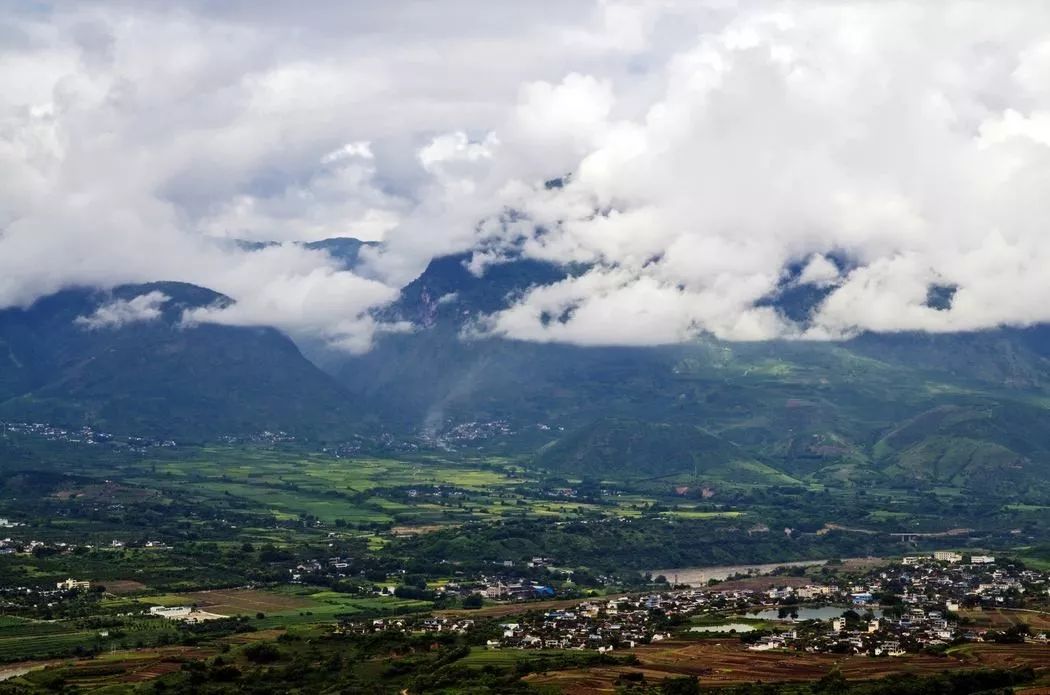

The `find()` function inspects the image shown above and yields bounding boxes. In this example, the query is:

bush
[242,642,280,664]
[660,676,700,695]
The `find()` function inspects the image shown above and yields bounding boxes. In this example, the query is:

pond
[689,623,756,633]
[746,606,885,621]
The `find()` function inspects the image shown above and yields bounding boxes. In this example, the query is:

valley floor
[0,436,1048,692]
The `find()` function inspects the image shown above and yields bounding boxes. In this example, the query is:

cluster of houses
[0,578,110,615]
[218,430,297,445]
[0,537,169,556]
[440,419,515,443]
[747,554,1048,655]
[476,573,557,600]
[0,538,73,555]
[749,608,957,655]
[859,553,1041,613]
[493,597,675,651]
[289,556,355,582]
[342,554,1049,656]
[0,420,175,448]
[340,615,476,636]
[288,554,564,602]
[492,555,1048,654]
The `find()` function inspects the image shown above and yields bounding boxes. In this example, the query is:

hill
[873,403,1050,493]
[332,248,1050,488]
[4,240,1050,491]
[0,282,355,440]
[535,417,796,485]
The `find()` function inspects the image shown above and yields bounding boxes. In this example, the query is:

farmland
[159,588,314,616]
[1,436,1050,692]
[957,608,1050,632]
[524,640,1050,692]
[0,614,180,663]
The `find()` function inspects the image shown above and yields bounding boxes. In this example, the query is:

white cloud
[419,132,499,172]
[0,1,649,351]
[321,141,374,164]
[478,267,790,345]
[178,243,401,352]
[417,131,500,196]
[456,2,1050,344]
[5,1,1050,350]
[75,291,169,329]
[797,255,841,287]
[200,142,403,243]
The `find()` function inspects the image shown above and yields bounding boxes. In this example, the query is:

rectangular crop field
[171,589,316,616]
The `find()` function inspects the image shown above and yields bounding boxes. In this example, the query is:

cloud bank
[4,1,1050,349]
[74,290,169,329]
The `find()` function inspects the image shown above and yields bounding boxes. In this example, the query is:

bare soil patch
[525,639,1050,692]
[98,580,147,595]
[175,589,313,616]
[438,594,630,620]
[958,608,1050,631]
[390,524,457,536]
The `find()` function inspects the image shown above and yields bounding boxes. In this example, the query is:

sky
[3,1,1050,351]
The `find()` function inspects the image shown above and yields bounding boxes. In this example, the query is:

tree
[660,676,700,695]
[814,668,848,694]
[243,642,280,664]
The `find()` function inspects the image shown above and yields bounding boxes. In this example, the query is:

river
[648,559,828,586]
[0,663,49,682]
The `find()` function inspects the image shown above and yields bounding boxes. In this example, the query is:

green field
[249,594,432,629]
[0,615,179,663]
[96,448,546,526]
[457,648,580,667]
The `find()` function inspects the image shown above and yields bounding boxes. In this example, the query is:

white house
[150,605,192,619]
[57,578,91,591]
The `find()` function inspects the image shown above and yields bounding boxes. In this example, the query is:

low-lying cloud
[75,291,169,329]
[4,1,1050,350]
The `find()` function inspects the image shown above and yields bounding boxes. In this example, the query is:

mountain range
[3,237,1050,493]
[0,281,354,440]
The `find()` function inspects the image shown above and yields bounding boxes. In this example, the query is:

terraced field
[957,608,1050,631]
[0,615,181,664]
[104,448,543,526]
[525,640,1050,693]
[35,647,217,689]
[172,588,315,615]
[0,630,98,662]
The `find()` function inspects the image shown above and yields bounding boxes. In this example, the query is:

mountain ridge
[0,281,355,440]
[4,239,1050,493]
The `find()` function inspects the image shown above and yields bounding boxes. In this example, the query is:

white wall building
[150,605,192,619]
[56,578,90,591]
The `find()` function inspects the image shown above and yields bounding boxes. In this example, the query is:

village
[0,536,170,556]
[346,554,1050,657]
[0,420,176,449]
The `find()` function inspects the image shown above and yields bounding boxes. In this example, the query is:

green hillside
[0,282,356,440]
[535,418,798,485]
